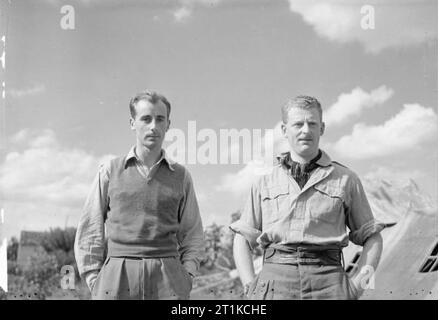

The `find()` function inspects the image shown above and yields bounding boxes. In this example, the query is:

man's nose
[301,122,310,133]
[149,119,157,130]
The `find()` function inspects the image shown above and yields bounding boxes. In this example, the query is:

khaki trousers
[91,256,193,300]
[247,263,359,300]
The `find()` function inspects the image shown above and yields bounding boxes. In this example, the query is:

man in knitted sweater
[74,90,204,300]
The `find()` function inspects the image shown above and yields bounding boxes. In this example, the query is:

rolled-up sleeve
[229,180,262,250]
[346,174,386,246]
[177,170,205,277]
[74,161,109,282]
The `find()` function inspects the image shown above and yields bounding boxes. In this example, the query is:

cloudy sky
[1,0,437,239]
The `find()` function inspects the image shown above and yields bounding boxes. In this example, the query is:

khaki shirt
[230,150,385,250]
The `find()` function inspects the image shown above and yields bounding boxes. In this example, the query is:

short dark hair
[129,90,171,119]
[281,95,323,123]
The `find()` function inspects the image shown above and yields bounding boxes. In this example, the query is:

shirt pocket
[261,184,290,224]
[309,183,344,224]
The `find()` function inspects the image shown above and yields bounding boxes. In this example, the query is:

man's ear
[130,118,135,131]
[281,122,287,138]
[320,122,325,136]
[166,119,171,132]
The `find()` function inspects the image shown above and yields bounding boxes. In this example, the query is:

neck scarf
[280,150,322,189]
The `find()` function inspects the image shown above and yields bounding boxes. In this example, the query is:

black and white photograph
[0,0,437,304]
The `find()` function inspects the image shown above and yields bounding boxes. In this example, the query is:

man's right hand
[243,277,256,297]
[243,282,251,296]
[233,235,257,293]
[85,271,100,292]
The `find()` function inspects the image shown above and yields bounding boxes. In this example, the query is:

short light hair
[129,90,171,119]
[281,95,323,123]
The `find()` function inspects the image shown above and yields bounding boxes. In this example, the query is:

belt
[263,244,342,266]
[109,255,175,260]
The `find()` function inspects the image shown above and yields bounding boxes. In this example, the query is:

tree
[202,223,222,270]
[40,227,78,279]
[41,227,76,254]
[7,237,19,261]
[201,218,239,272]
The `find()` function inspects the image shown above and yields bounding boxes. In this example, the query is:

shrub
[0,287,6,300]
[41,227,76,254]
[8,249,60,300]
[41,227,80,279]
[7,260,21,276]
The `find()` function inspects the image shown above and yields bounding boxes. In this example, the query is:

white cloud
[43,0,116,6]
[217,122,285,196]
[173,0,222,23]
[324,85,394,126]
[0,129,114,207]
[10,129,31,144]
[363,166,423,185]
[179,0,222,7]
[217,160,274,196]
[44,0,220,11]
[362,166,437,217]
[8,84,45,98]
[288,0,438,53]
[174,6,193,22]
[330,103,438,159]
[1,202,82,240]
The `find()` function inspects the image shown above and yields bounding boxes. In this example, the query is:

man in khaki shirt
[231,95,385,300]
